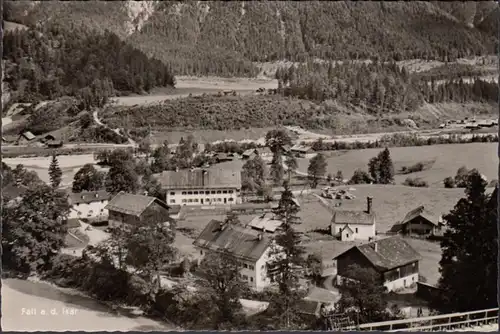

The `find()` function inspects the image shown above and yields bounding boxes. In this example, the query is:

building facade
[67,190,111,221]
[156,168,242,206]
[105,192,172,228]
[194,220,278,290]
[330,197,376,241]
[335,236,421,292]
[390,206,444,237]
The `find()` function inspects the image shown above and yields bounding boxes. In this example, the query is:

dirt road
[3,278,174,331]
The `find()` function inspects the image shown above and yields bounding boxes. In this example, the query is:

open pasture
[297,143,497,187]
[3,154,101,187]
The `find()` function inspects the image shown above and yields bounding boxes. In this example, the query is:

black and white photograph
[1,1,498,332]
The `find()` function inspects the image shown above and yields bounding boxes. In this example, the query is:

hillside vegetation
[2,24,175,108]
[5,1,498,77]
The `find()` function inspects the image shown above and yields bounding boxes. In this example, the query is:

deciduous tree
[72,164,105,192]
[307,153,327,188]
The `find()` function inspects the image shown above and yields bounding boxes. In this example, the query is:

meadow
[297,143,497,187]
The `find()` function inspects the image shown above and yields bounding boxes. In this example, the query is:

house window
[206,198,210,202]
[229,190,233,194]
[249,265,254,270]
[261,265,265,270]
[182,192,186,195]
[355,228,358,233]
[188,191,193,195]
[242,275,248,280]
[194,198,198,202]
[77,211,82,216]
[211,191,216,194]
[228,198,234,202]
[205,191,210,194]
[182,199,187,203]
[346,234,349,238]
[223,190,228,194]
[217,190,222,194]
[170,192,175,196]
[188,199,193,203]
[194,191,199,195]
[218,198,222,202]
[244,264,248,268]
[250,277,254,282]
[200,250,203,255]
[170,200,175,204]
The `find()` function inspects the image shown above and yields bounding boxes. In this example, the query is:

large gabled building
[105,192,172,227]
[155,168,242,206]
[335,236,421,292]
[193,220,277,290]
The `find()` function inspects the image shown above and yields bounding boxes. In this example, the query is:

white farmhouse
[156,168,242,206]
[67,190,111,221]
[193,220,278,290]
[330,197,376,241]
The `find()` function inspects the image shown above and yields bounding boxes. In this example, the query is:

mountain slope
[5,1,498,77]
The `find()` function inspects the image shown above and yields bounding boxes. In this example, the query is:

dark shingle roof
[155,168,241,190]
[304,286,341,304]
[105,192,169,217]
[193,220,272,262]
[231,202,278,211]
[332,210,375,225]
[68,190,111,205]
[400,206,437,226]
[338,237,421,272]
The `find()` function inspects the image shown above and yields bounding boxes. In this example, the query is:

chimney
[367,196,373,214]
[258,233,263,241]
[373,241,378,252]
[202,169,207,187]
[175,167,179,172]
[95,193,99,198]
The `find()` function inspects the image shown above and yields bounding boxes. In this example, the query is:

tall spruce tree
[267,181,305,329]
[378,148,394,184]
[433,170,498,313]
[48,152,62,188]
[270,153,285,186]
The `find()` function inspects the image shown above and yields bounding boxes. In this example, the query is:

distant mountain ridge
[4,1,499,77]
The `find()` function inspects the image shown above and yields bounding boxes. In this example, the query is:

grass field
[3,154,100,187]
[297,143,497,187]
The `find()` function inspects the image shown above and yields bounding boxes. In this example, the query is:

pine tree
[285,155,298,182]
[48,152,62,188]
[377,148,395,184]
[434,171,497,313]
[267,181,305,329]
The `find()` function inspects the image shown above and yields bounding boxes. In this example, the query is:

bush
[349,169,372,184]
[400,162,425,174]
[443,176,456,188]
[403,177,429,187]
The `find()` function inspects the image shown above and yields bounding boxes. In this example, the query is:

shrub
[403,177,429,187]
[349,169,372,184]
[400,162,425,174]
[443,176,456,188]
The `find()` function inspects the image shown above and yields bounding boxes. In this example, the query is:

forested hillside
[4,1,498,77]
[2,24,175,107]
[275,61,498,112]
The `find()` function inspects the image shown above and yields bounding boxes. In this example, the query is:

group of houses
[207,144,316,164]
[2,131,63,148]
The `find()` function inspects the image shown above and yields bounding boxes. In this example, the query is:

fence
[342,308,498,332]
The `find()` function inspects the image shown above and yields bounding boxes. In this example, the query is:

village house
[155,168,242,206]
[335,236,422,292]
[297,286,341,319]
[213,152,236,163]
[19,131,36,143]
[330,197,376,241]
[242,148,258,160]
[193,220,278,290]
[389,206,446,237]
[290,145,316,159]
[67,190,111,222]
[105,191,172,227]
[247,212,283,233]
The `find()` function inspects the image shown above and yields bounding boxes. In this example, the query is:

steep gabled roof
[336,236,421,272]
[105,192,169,217]
[332,210,375,225]
[242,148,258,157]
[400,206,437,226]
[193,220,272,262]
